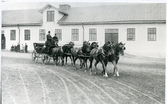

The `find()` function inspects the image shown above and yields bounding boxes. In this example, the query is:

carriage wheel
[31,50,36,62]
[34,54,39,63]
[42,54,46,65]
[42,54,49,65]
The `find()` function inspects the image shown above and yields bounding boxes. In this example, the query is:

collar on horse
[99,48,109,57]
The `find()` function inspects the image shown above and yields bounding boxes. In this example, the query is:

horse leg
[101,60,108,77]
[84,58,88,72]
[70,56,73,66]
[89,57,93,75]
[112,61,119,76]
[65,55,67,66]
[94,60,99,74]
[73,56,78,70]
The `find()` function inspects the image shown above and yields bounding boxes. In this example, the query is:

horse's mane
[102,41,110,51]
[82,41,90,53]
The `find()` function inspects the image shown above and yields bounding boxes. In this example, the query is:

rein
[101,48,109,57]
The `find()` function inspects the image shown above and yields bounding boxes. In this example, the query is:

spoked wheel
[34,54,39,63]
[32,50,36,62]
[42,54,50,65]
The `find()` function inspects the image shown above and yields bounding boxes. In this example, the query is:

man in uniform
[45,31,53,53]
[52,33,59,47]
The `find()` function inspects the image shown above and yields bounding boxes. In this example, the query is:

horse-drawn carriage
[31,43,60,65]
[31,41,126,77]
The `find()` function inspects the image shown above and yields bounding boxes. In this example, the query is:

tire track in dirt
[108,78,163,104]
[41,64,107,104]
[45,65,120,104]
[31,64,72,104]
[53,65,162,104]
[46,68,91,104]
[18,69,31,104]
[2,72,8,85]
[30,68,46,104]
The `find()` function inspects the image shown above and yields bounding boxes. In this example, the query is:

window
[55,29,62,41]
[10,30,16,40]
[148,28,156,41]
[89,28,97,41]
[127,28,135,41]
[47,11,54,22]
[39,29,46,41]
[71,29,79,41]
[24,30,30,40]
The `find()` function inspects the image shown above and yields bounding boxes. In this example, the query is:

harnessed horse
[62,41,75,66]
[71,41,91,70]
[89,41,114,77]
[108,42,126,77]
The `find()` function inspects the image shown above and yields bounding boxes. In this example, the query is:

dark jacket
[47,34,52,40]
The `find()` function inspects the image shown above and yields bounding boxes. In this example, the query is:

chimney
[59,4,71,10]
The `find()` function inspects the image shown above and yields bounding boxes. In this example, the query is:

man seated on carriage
[52,33,59,47]
[45,31,54,54]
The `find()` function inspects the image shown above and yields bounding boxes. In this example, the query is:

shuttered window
[148,28,156,41]
[24,30,30,40]
[55,29,62,41]
[39,29,46,41]
[71,29,79,41]
[89,28,97,41]
[10,30,16,40]
[127,28,135,41]
[47,11,54,22]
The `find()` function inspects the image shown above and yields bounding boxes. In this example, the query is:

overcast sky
[1,0,166,10]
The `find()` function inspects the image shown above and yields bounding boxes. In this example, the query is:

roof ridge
[2,9,40,11]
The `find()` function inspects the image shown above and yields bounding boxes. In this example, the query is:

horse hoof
[103,74,108,77]
[84,70,87,72]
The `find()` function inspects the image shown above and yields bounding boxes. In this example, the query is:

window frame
[24,29,30,41]
[127,28,135,41]
[39,29,46,41]
[71,29,79,41]
[55,29,62,41]
[10,30,16,40]
[47,11,54,22]
[148,28,156,41]
[89,28,97,41]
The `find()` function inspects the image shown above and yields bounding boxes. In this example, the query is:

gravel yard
[1,50,165,104]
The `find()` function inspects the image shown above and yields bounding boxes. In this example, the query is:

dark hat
[55,33,57,35]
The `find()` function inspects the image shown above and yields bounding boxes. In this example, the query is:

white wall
[2,5,165,58]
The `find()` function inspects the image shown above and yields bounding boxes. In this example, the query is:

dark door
[105,33,118,44]
[1,31,6,49]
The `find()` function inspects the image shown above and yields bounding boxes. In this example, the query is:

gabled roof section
[2,9,43,27]
[58,3,166,25]
[38,4,68,15]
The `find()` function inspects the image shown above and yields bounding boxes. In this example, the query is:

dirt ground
[1,50,165,104]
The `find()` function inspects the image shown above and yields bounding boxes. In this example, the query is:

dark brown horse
[89,41,114,77]
[108,42,126,77]
[62,41,75,66]
[71,41,91,70]
[81,42,99,69]
[52,46,64,65]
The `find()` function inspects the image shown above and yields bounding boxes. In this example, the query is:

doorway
[105,29,118,45]
[1,30,6,49]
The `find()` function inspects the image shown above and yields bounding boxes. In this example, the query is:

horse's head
[82,41,91,53]
[103,41,114,56]
[69,41,75,48]
[115,42,126,56]
[90,42,99,50]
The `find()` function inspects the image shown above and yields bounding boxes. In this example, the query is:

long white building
[1,3,166,58]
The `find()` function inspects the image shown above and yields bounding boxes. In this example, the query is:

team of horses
[48,41,126,77]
